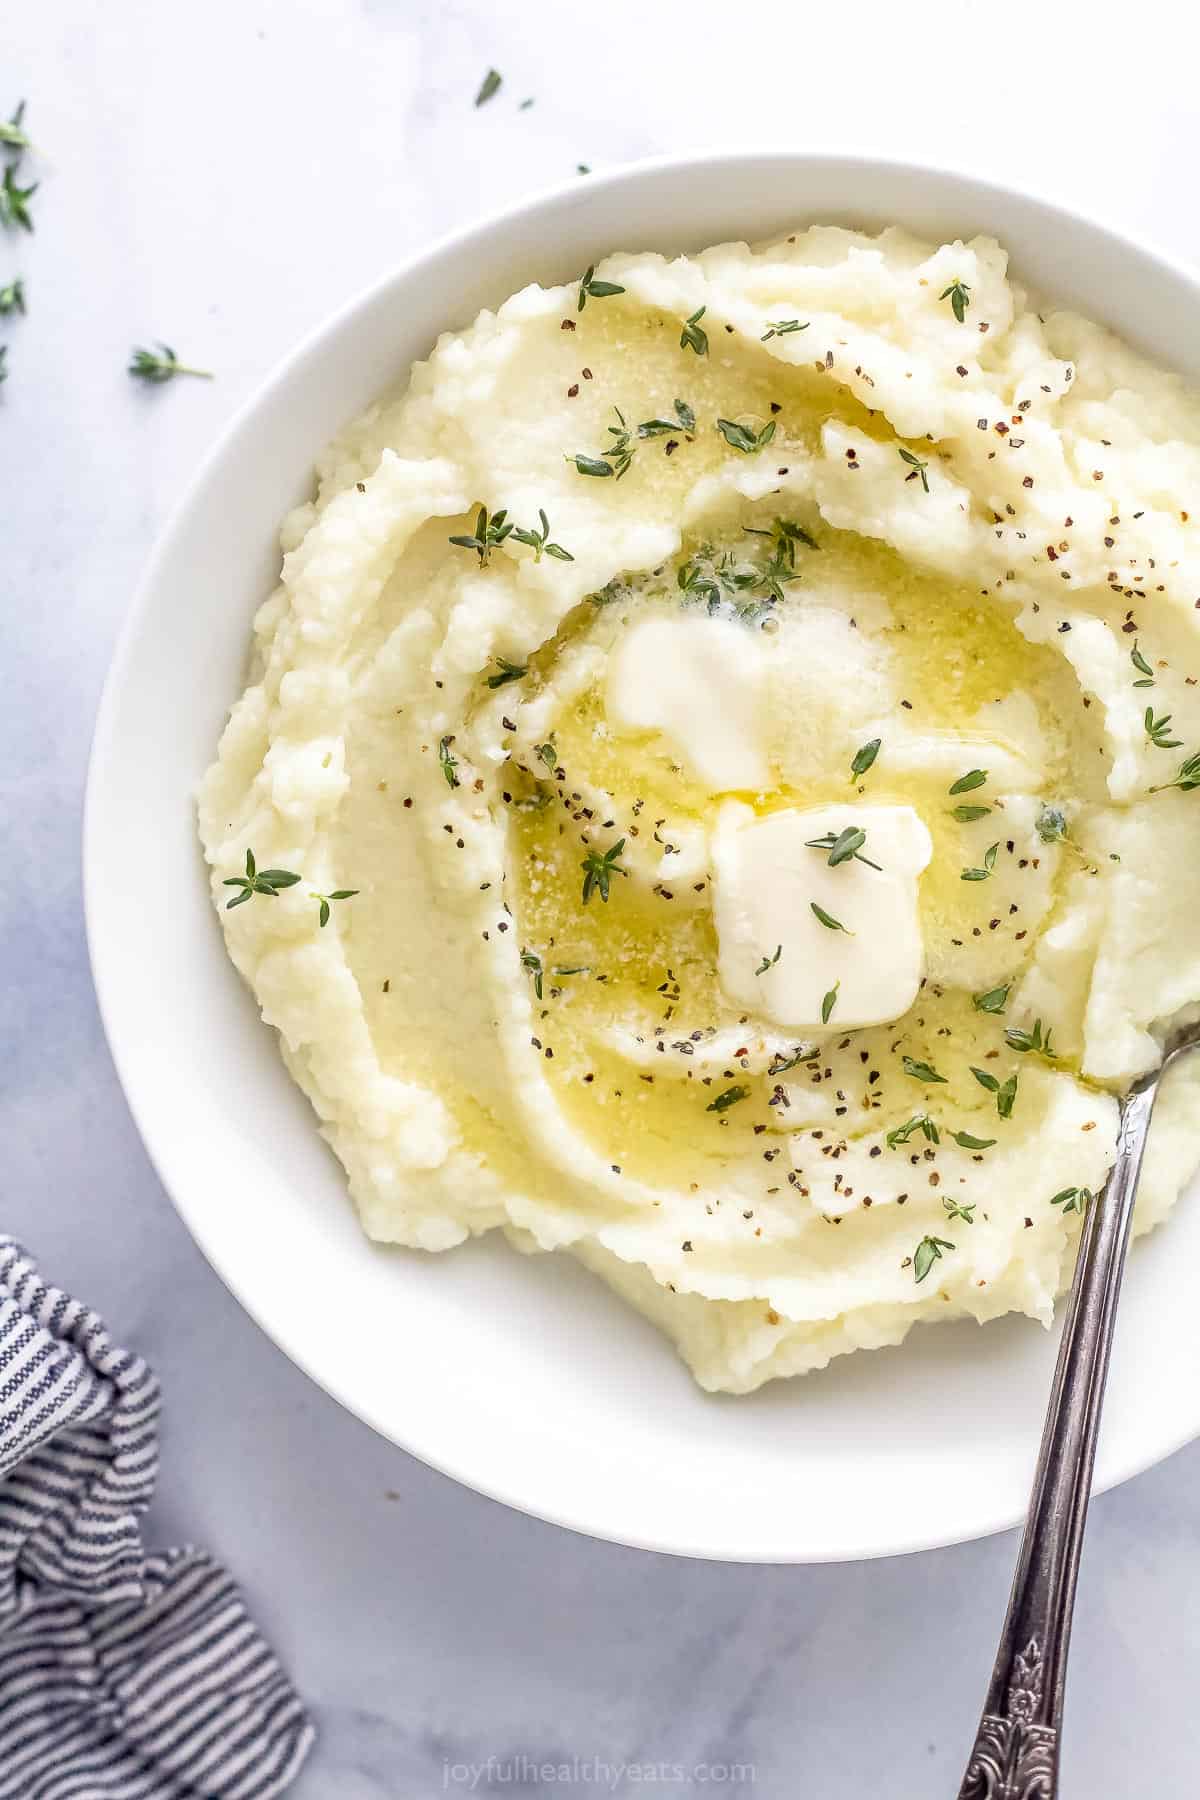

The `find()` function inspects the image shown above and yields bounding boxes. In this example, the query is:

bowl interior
[86,154,1200,1561]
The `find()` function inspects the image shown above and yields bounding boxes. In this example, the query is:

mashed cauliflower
[198,225,1200,1393]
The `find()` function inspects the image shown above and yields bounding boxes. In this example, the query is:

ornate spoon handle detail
[956,1077,1159,1800]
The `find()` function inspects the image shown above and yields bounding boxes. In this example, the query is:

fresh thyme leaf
[973,983,1010,1014]
[768,1046,817,1076]
[996,1072,1019,1119]
[572,455,614,478]
[448,504,514,566]
[970,1066,1000,1093]
[576,164,591,176]
[0,277,24,315]
[0,346,7,384]
[821,982,839,1024]
[1145,707,1182,749]
[961,842,999,882]
[1004,1018,1057,1060]
[949,768,988,795]
[510,508,574,562]
[1149,750,1200,794]
[707,1084,750,1113]
[761,318,809,341]
[521,948,544,1000]
[913,1235,954,1283]
[943,1197,977,1224]
[804,827,882,871]
[810,900,852,934]
[679,306,708,355]
[485,656,527,689]
[1051,1185,1090,1214]
[0,100,31,152]
[580,837,627,904]
[638,397,695,437]
[1035,804,1069,843]
[437,735,460,788]
[716,416,776,454]
[128,342,212,383]
[314,888,358,928]
[951,1130,995,1151]
[939,280,971,323]
[577,264,626,311]
[887,1113,940,1148]
[571,407,635,479]
[535,736,558,772]
[474,68,502,107]
[1131,641,1155,687]
[902,1056,947,1085]
[519,97,534,110]
[850,738,881,781]
[222,848,301,909]
[754,945,783,976]
[898,445,930,491]
[951,803,991,823]
[0,161,36,232]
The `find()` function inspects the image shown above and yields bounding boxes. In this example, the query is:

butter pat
[606,614,770,792]
[712,803,933,1030]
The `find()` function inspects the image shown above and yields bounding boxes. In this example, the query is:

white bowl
[85,153,1200,1563]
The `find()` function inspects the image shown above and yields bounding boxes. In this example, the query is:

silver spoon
[957,1022,1200,1798]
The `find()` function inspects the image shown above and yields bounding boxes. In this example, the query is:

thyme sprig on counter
[580,837,627,903]
[577,264,626,311]
[128,343,212,383]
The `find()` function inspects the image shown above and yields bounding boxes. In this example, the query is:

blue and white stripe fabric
[0,1238,314,1797]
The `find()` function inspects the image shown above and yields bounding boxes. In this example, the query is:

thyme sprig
[448,504,514,566]
[887,1113,940,1148]
[581,837,627,903]
[0,100,32,152]
[679,307,708,355]
[913,1235,954,1283]
[1145,708,1182,750]
[898,446,929,491]
[577,264,626,311]
[1131,642,1155,688]
[128,343,212,383]
[571,407,635,478]
[961,842,999,882]
[438,735,460,788]
[0,277,24,315]
[761,318,809,341]
[716,416,776,455]
[949,769,988,795]
[0,161,35,231]
[1004,1018,1057,1060]
[313,889,358,928]
[973,983,1010,1014]
[939,280,971,323]
[511,509,574,561]
[755,945,783,976]
[707,1084,749,1113]
[805,826,881,871]
[1150,751,1200,794]
[638,398,695,437]
[943,1198,977,1224]
[1051,1186,1091,1215]
[223,849,300,910]
[971,1065,1019,1118]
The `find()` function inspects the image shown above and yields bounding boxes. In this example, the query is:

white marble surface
[6,1,1200,1792]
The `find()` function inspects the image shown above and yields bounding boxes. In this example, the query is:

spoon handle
[956,1079,1157,1799]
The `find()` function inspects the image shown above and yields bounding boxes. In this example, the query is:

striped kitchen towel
[0,1237,315,1798]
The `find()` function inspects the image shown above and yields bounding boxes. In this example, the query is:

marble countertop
[6,1,1200,1792]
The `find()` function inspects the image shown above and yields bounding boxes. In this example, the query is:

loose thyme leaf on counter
[707,1084,749,1113]
[474,69,502,106]
[222,848,301,910]
[821,982,839,1024]
[314,889,358,928]
[577,264,626,311]
[754,945,782,976]
[128,343,212,383]
[898,446,929,491]
[437,735,460,788]
[485,656,527,689]
[716,416,776,454]
[761,318,809,341]
[810,900,852,934]
[939,280,971,323]
[902,1056,947,1084]
[913,1235,954,1283]
[0,162,37,232]
[511,509,574,562]
[0,277,24,315]
[849,737,881,781]
[0,100,32,152]
[448,504,514,567]
[948,768,987,795]
[581,837,627,904]
[1131,641,1155,687]
[679,306,708,355]
[805,826,882,871]
[973,982,1010,1014]
[961,842,998,882]
[1145,707,1182,749]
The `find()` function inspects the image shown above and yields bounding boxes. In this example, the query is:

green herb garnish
[755,945,783,976]
[939,280,971,323]
[313,888,358,928]
[961,842,999,882]
[898,446,929,491]
[761,318,809,341]
[638,398,695,437]
[943,1198,977,1224]
[850,738,881,782]
[1035,804,1069,843]
[973,983,1010,1014]
[679,306,708,355]
[511,509,573,562]
[887,1113,940,1148]
[1145,708,1182,750]
[438,735,459,788]
[223,848,301,910]
[485,657,527,689]
[913,1236,954,1283]
[0,277,24,315]
[971,1067,1019,1119]
[951,1130,995,1151]
[810,901,852,934]
[577,264,626,311]
[571,407,635,479]
[949,769,988,795]
[1051,1186,1091,1214]
[128,343,212,383]
[1150,751,1200,794]
[821,982,839,1024]
[707,1084,750,1113]
[1004,1018,1057,1060]
[581,837,627,904]
[804,826,881,871]
[903,1056,947,1085]
[951,804,991,823]
[522,949,544,999]
[716,416,776,455]
[474,68,502,106]
[535,737,558,772]
[0,100,32,152]
[448,504,514,567]
[1131,642,1155,687]
[0,161,35,231]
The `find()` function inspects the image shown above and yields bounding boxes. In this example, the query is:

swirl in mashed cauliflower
[199,225,1200,1393]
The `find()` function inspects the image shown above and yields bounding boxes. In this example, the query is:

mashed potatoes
[198,225,1200,1393]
